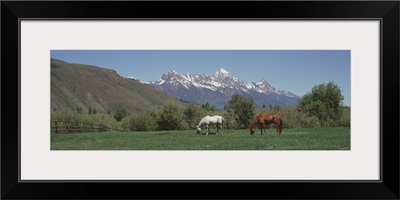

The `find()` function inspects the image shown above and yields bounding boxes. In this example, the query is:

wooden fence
[51,121,123,134]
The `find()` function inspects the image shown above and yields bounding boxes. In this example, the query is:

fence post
[55,121,58,134]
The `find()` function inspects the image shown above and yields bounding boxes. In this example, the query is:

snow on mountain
[149,68,300,109]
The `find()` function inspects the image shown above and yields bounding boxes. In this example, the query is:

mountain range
[150,68,300,109]
[51,58,300,112]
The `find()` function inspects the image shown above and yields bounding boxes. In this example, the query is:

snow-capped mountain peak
[212,68,231,77]
[219,68,229,74]
[149,68,300,109]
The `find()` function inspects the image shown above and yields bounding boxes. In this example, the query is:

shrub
[178,120,190,130]
[279,108,299,128]
[121,112,159,132]
[158,100,182,130]
[222,109,240,129]
[183,103,202,129]
[301,115,321,128]
[338,106,350,127]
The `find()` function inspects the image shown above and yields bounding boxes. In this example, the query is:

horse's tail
[221,117,225,130]
[278,115,283,133]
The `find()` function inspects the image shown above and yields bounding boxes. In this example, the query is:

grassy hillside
[51,127,350,150]
[51,58,181,113]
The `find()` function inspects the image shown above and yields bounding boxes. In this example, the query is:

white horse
[196,115,225,135]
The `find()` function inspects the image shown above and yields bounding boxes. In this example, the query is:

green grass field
[51,127,350,150]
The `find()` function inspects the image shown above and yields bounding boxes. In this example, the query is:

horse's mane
[197,116,207,127]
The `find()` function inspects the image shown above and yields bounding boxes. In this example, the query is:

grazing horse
[196,115,225,135]
[250,114,283,135]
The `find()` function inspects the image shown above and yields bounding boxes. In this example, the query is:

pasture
[51,127,350,150]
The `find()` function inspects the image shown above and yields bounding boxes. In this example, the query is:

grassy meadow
[51,127,350,150]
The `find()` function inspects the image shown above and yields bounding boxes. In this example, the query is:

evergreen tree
[210,104,216,112]
[76,107,83,114]
[114,107,127,121]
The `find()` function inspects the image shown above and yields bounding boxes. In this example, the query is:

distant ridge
[51,58,180,113]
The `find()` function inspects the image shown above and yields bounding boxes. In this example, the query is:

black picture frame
[2,1,399,199]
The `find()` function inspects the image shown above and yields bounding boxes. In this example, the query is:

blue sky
[51,50,351,106]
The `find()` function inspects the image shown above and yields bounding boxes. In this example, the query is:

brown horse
[250,114,283,135]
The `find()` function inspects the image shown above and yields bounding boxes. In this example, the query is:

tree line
[51,82,350,132]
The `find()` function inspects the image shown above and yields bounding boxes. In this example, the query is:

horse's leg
[261,123,265,135]
[276,121,281,135]
[206,124,209,135]
[263,124,266,135]
[276,122,280,134]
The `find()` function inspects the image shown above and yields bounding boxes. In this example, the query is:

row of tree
[51,82,350,131]
[118,82,348,131]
